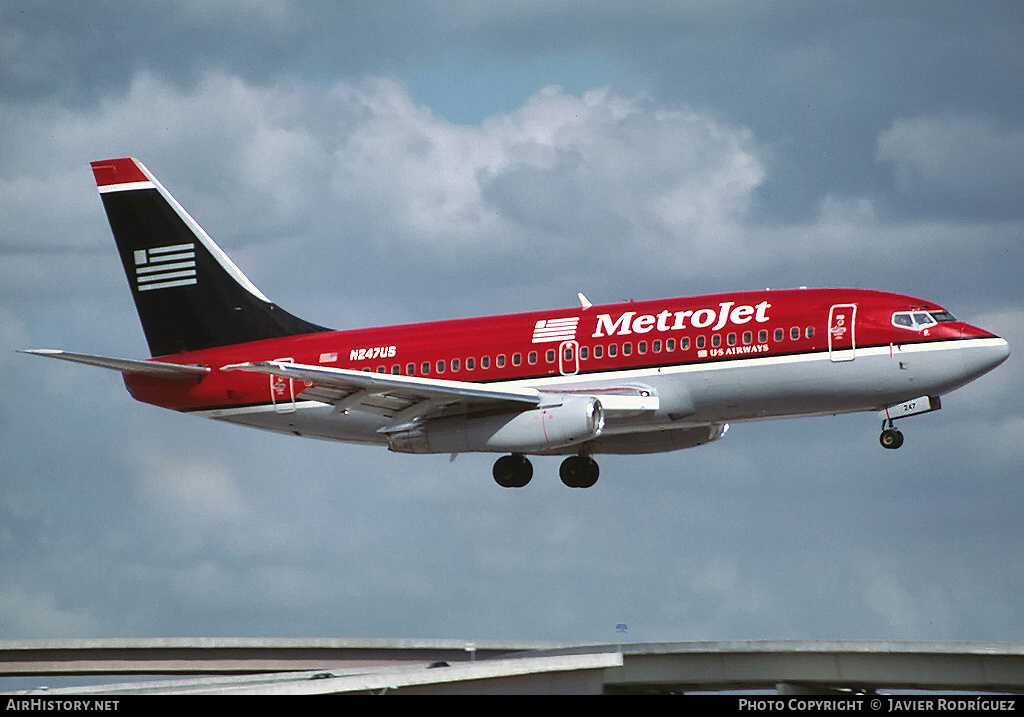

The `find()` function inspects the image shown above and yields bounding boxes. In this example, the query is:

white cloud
[134,451,248,526]
[817,195,877,226]
[848,550,1012,638]
[876,113,1024,207]
[324,80,767,269]
[853,556,943,636]
[0,72,769,291]
[688,556,766,614]
[0,586,100,638]
[6,69,1020,312]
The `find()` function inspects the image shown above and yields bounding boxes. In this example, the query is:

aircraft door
[559,340,580,376]
[270,357,297,413]
[828,305,857,362]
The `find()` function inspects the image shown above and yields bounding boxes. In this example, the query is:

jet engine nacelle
[387,396,604,454]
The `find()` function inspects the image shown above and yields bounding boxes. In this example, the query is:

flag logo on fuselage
[134,243,197,292]
[532,317,579,343]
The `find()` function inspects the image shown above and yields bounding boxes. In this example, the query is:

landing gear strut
[879,420,904,450]
[559,455,600,488]
[493,453,533,487]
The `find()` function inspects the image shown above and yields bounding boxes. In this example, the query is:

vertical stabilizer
[91,158,328,356]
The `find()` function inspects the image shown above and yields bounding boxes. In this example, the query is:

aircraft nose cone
[991,336,1011,367]
[967,336,1010,378]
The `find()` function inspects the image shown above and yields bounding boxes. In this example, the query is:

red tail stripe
[91,158,148,187]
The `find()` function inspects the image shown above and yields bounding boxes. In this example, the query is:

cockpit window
[892,311,954,330]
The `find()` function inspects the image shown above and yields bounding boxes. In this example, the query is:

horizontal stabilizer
[20,349,210,379]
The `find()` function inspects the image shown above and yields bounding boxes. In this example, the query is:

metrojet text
[592,301,772,337]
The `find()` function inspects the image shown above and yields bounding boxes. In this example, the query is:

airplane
[22,158,1010,488]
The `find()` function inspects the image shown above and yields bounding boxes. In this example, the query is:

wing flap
[223,362,660,429]
[222,361,543,415]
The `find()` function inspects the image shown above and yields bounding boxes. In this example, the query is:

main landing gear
[491,453,600,488]
[559,455,600,489]
[492,453,533,488]
[879,420,904,450]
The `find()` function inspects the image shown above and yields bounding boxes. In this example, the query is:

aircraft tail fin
[90,158,328,357]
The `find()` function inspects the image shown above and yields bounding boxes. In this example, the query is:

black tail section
[91,158,328,357]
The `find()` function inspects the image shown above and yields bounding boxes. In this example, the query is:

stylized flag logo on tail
[134,243,197,291]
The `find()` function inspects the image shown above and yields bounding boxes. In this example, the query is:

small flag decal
[532,317,579,344]
[134,243,197,291]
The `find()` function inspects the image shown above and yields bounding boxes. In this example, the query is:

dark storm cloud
[1,2,431,104]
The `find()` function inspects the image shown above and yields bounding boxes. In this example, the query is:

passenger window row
[360,325,817,374]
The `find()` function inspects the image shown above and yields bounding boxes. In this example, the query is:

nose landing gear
[877,396,942,450]
[879,420,904,450]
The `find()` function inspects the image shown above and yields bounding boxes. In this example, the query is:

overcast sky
[2,1,1022,652]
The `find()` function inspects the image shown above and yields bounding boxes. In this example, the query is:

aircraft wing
[221,360,544,432]
[20,349,211,379]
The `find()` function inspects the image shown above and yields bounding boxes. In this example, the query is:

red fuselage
[125,287,999,415]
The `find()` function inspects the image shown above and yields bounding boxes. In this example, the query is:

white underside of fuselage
[187,337,1007,454]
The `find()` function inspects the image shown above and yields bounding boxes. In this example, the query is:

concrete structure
[2,639,1023,695]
